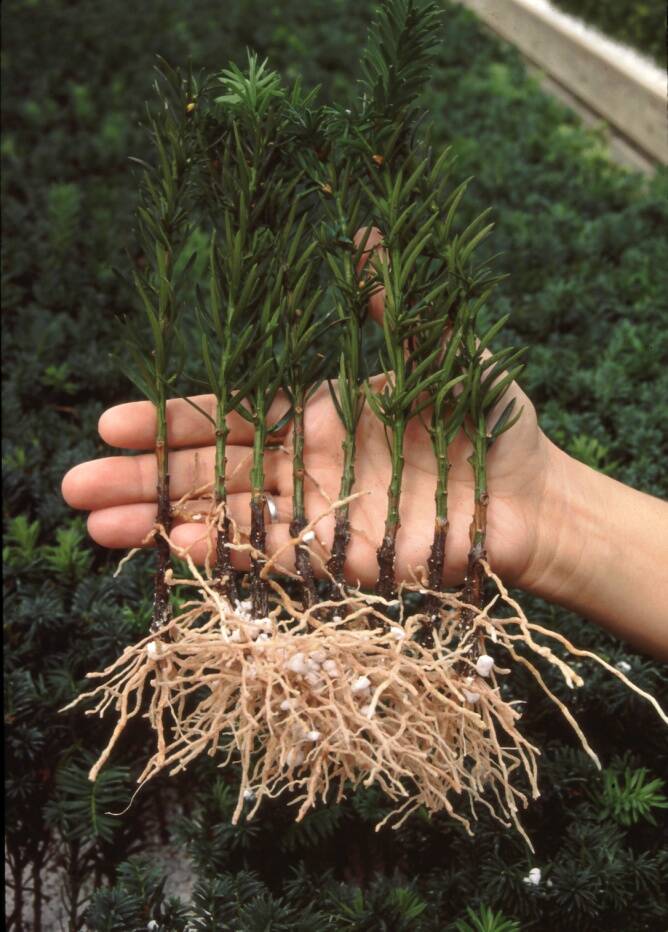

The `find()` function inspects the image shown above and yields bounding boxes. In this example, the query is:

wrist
[516,436,606,610]
[515,435,668,659]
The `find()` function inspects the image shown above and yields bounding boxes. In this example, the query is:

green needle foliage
[279,211,329,607]
[352,0,494,601]
[191,66,319,602]
[313,0,455,596]
[596,763,668,827]
[5,0,668,929]
[121,60,198,633]
[454,905,521,932]
[192,55,310,616]
[363,160,457,599]
[549,0,664,64]
[420,314,467,612]
[117,0,516,619]
[235,266,285,619]
[357,18,512,601]
[320,214,376,593]
[459,303,526,629]
[358,0,443,156]
[310,116,379,593]
[194,227,256,602]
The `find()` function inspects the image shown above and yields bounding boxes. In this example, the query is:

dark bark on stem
[291,516,317,608]
[376,524,400,601]
[328,511,351,589]
[249,399,269,618]
[291,396,317,607]
[250,497,268,618]
[151,437,172,634]
[428,517,449,590]
[375,420,405,602]
[213,410,238,604]
[214,516,237,603]
[327,432,356,598]
[463,544,486,611]
[460,492,489,645]
[424,425,450,625]
[424,516,449,623]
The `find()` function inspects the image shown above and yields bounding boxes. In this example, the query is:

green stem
[376,417,406,600]
[292,389,306,524]
[470,427,488,553]
[214,397,237,603]
[424,415,450,626]
[461,423,489,641]
[290,385,317,607]
[151,386,172,633]
[327,273,363,594]
[249,393,268,618]
[327,426,357,592]
[433,421,449,528]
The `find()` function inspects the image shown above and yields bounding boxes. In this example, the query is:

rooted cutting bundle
[65,0,666,848]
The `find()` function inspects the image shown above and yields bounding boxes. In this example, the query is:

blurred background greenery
[550,0,665,63]
[3,1,667,929]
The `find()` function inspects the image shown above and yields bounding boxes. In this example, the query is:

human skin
[61,237,668,661]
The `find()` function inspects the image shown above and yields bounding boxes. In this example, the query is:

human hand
[61,243,668,661]
[61,218,668,657]
[61,231,553,595]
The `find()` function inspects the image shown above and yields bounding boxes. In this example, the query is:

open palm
[62,320,552,593]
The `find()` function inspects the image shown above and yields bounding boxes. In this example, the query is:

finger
[98,391,291,451]
[171,486,340,575]
[62,445,290,511]
[354,226,386,324]
[171,521,298,575]
[86,493,292,550]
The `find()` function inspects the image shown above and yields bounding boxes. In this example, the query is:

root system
[63,510,667,850]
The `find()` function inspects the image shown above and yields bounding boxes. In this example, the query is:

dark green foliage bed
[3,1,667,929]
[550,0,665,64]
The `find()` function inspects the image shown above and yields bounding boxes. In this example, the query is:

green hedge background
[3,1,667,929]
[550,0,665,63]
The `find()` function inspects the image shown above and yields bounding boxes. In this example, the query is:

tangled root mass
[63,515,667,851]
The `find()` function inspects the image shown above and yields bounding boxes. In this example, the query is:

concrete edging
[455,0,667,165]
